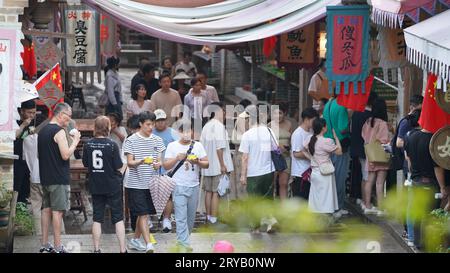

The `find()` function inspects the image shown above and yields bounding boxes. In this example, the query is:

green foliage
[196,196,382,253]
[425,209,450,253]
[14,202,34,236]
[0,183,13,208]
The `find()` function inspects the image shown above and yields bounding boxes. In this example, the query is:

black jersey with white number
[82,138,123,195]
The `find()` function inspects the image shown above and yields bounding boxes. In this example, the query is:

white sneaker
[364,207,379,215]
[162,218,172,233]
[377,210,387,217]
[333,211,342,219]
[339,209,349,215]
[407,241,415,247]
[360,203,366,210]
[146,243,155,253]
[128,238,146,251]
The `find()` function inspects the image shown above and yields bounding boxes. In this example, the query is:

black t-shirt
[404,130,437,181]
[14,120,33,162]
[82,138,123,195]
[350,110,371,158]
[38,123,70,186]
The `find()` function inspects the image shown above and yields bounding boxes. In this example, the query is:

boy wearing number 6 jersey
[82,116,126,253]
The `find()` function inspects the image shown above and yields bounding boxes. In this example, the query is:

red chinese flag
[336,74,374,112]
[418,73,450,133]
[263,36,278,58]
[34,63,64,118]
[21,42,37,78]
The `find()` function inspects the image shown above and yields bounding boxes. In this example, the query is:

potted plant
[0,183,13,228]
[14,202,33,236]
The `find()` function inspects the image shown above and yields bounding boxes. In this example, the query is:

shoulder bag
[267,128,288,172]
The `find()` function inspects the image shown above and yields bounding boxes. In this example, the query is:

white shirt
[200,119,234,177]
[110,126,128,163]
[291,126,312,177]
[165,141,207,187]
[22,134,40,183]
[123,133,165,189]
[239,126,275,177]
[204,85,219,103]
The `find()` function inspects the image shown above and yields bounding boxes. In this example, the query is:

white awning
[404,9,450,83]
[82,0,341,45]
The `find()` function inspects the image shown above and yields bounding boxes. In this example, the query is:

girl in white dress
[303,118,342,214]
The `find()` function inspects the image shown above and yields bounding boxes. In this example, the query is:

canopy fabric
[404,9,450,83]
[82,0,341,45]
[370,0,450,28]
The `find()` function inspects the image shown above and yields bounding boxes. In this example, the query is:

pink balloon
[213,240,234,253]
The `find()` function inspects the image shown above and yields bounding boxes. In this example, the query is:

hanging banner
[100,13,119,59]
[36,40,65,71]
[278,23,318,68]
[0,28,20,132]
[34,63,64,117]
[377,27,407,69]
[63,4,100,70]
[325,5,370,94]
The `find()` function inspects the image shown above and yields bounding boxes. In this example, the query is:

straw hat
[173,71,191,80]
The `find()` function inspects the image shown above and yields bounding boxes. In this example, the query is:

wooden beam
[22,29,75,39]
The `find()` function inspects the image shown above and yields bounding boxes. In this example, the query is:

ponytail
[309,135,318,156]
[309,118,327,156]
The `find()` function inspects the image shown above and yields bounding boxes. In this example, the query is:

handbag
[389,117,406,170]
[364,140,390,163]
[267,128,288,172]
[98,91,109,107]
[319,161,335,175]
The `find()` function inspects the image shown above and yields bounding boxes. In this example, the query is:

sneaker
[162,218,172,233]
[128,238,146,251]
[145,243,155,253]
[53,245,69,253]
[175,243,193,253]
[39,243,54,253]
[93,249,102,253]
[339,209,349,215]
[407,241,415,247]
[360,203,367,210]
[364,207,379,215]
[333,211,342,219]
[376,210,387,217]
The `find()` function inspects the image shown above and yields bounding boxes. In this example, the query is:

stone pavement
[14,214,408,253]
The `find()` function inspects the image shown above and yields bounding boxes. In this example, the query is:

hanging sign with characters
[325,5,370,94]
[63,4,100,70]
[0,28,20,132]
[278,23,318,68]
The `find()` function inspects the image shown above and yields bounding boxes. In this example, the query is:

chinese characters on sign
[100,13,118,58]
[334,15,362,74]
[326,5,370,94]
[64,5,99,69]
[36,41,64,71]
[279,24,316,68]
